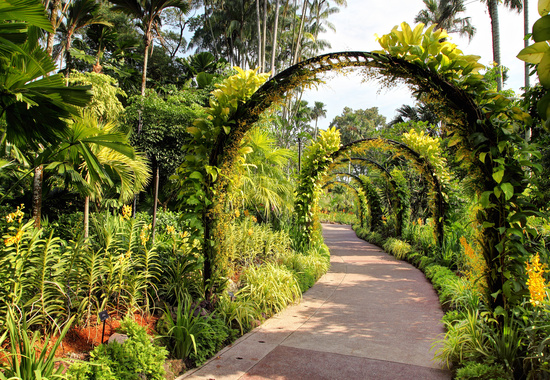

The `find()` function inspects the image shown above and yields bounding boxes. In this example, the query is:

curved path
[178,224,451,380]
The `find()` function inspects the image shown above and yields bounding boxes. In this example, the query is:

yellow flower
[166,225,175,234]
[121,205,132,220]
[247,228,253,236]
[417,218,423,226]
[251,216,257,223]
[4,229,23,246]
[235,209,240,218]
[526,253,547,307]
[6,204,25,224]
[244,210,249,217]
[140,224,152,246]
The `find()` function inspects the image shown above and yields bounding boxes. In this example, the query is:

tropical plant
[109,0,190,96]
[414,0,475,40]
[161,297,211,361]
[0,308,74,380]
[232,128,295,220]
[67,317,168,380]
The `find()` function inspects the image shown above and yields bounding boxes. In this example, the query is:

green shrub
[281,248,330,292]
[424,265,462,307]
[190,316,231,366]
[67,318,168,380]
[216,295,259,335]
[238,262,301,317]
[383,238,413,260]
[159,298,211,362]
[455,361,510,380]
[0,309,74,380]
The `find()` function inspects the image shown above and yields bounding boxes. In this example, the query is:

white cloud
[301,0,539,129]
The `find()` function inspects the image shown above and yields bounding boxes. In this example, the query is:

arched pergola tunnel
[195,25,537,311]
[329,166,401,237]
[327,138,446,245]
[322,179,368,228]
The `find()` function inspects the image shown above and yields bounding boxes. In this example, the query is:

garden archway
[201,26,535,310]
[329,138,445,245]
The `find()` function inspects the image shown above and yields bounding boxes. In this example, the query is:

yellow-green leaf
[493,169,505,183]
[537,49,550,87]
[540,0,550,16]
[517,41,549,64]
[500,182,514,200]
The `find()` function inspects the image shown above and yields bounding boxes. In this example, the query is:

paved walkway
[178,224,451,380]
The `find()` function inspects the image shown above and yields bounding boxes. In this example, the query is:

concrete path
[178,224,451,380]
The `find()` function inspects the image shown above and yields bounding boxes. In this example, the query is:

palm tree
[45,113,150,237]
[414,0,475,40]
[0,0,92,226]
[310,101,327,140]
[110,0,190,96]
[57,0,110,76]
[482,0,523,91]
[233,128,295,220]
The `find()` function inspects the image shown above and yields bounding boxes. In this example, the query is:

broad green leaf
[482,221,495,228]
[479,152,487,163]
[189,171,203,180]
[492,169,504,183]
[537,49,550,87]
[537,91,550,120]
[507,228,524,238]
[533,15,550,42]
[500,182,514,200]
[480,191,493,208]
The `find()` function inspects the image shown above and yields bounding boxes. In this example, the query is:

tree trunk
[525,0,532,142]
[487,0,502,91]
[524,0,530,89]
[262,0,268,72]
[32,165,44,228]
[46,0,61,58]
[84,196,90,239]
[292,0,309,65]
[256,0,262,69]
[64,31,74,77]
[141,35,151,97]
[270,0,281,76]
[151,157,160,243]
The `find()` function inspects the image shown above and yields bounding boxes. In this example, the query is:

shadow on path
[178,224,451,380]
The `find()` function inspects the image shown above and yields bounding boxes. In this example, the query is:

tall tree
[110,0,191,96]
[270,0,280,75]
[310,101,327,139]
[329,107,386,145]
[414,0,475,40]
[482,0,523,91]
[57,0,110,75]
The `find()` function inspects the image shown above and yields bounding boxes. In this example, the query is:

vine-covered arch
[328,138,445,245]
[199,24,537,311]
[322,178,368,228]
[334,158,406,237]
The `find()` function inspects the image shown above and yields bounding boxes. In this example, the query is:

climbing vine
[176,68,269,294]
[295,127,341,246]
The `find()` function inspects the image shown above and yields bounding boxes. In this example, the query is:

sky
[301,0,540,129]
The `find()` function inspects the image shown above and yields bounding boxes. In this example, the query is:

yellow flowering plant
[526,253,548,307]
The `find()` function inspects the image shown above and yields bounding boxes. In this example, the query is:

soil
[57,312,160,359]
